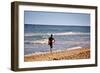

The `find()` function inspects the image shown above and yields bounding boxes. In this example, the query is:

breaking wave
[25,39,48,44]
[24,32,90,37]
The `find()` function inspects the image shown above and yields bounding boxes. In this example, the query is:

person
[48,34,55,53]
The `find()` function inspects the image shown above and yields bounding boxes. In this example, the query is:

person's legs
[50,44,53,53]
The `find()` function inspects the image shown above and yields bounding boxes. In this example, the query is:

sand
[24,48,90,62]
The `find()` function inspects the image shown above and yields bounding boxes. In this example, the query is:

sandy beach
[24,48,90,62]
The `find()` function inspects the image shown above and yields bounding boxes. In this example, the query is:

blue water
[24,24,90,55]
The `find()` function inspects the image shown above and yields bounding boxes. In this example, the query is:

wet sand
[24,48,90,62]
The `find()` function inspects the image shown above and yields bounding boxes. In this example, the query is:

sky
[24,11,90,26]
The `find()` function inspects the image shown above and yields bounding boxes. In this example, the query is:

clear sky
[24,11,90,26]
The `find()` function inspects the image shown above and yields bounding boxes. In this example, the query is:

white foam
[24,32,90,37]
[25,46,82,56]
[24,39,48,44]
[67,46,82,50]
[54,32,89,35]
[32,39,48,44]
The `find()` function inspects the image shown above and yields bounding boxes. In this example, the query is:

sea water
[24,24,90,55]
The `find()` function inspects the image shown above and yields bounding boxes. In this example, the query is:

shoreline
[24,48,90,62]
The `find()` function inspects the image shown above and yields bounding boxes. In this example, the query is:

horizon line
[24,24,90,26]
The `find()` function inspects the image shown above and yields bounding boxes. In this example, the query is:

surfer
[48,34,55,53]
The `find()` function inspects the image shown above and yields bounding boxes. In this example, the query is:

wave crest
[24,32,89,37]
[25,39,48,44]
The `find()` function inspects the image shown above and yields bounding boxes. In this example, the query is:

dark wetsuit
[48,37,54,48]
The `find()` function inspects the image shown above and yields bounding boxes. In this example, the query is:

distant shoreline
[24,48,90,62]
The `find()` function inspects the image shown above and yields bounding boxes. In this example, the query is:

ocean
[24,24,90,55]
